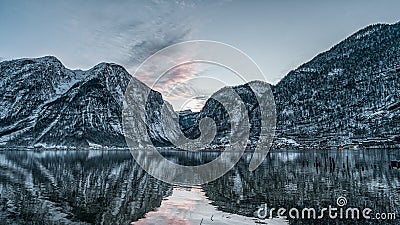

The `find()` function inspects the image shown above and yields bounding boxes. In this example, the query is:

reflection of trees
[0,151,172,224]
[203,150,400,225]
[0,149,398,224]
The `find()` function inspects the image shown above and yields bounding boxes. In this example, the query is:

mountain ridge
[1,21,400,149]
[272,21,400,148]
[0,56,177,148]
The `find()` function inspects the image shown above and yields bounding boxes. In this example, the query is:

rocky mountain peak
[1,22,400,149]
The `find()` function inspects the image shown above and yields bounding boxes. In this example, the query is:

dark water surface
[0,149,399,224]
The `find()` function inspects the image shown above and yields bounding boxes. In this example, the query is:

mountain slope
[180,81,272,148]
[273,22,400,148]
[180,22,400,149]
[0,56,176,148]
[1,22,400,149]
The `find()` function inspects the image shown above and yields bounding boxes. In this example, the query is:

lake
[0,149,399,224]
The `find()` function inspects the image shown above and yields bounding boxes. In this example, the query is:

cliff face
[179,81,270,148]
[0,56,175,148]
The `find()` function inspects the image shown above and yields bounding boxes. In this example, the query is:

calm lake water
[0,149,399,224]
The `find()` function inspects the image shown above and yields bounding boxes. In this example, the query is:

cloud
[193,96,207,100]
[110,1,196,68]
[124,26,192,68]
[60,0,196,74]
[1,0,225,111]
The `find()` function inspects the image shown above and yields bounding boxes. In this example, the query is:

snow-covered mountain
[179,22,400,149]
[273,22,400,148]
[1,21,400,149]
[179,81,274,148]
[0,56,176,148]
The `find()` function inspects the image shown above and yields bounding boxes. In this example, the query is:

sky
[1,0,400,110]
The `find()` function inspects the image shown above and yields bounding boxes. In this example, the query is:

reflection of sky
[1,0,400,110]
[133,186,287,225]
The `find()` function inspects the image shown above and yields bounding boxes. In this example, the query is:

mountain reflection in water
[0,149,399,224]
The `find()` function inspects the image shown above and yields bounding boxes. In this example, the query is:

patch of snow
[87,141,103,148]
[34,114,61,144]
[355,28,379,39]
[297,68,317,73]
[328,68,344,76]
[275,138,300,147]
